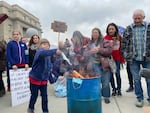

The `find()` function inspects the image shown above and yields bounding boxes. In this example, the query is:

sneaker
[135,99,144,107]
[27,108,34,113]
[117,90,122,96]
[104,98,110,104]
[126,87,134,92]
[112,89,116,96]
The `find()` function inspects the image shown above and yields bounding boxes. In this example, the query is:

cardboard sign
[9,68,31,107]
[51,20,67,33]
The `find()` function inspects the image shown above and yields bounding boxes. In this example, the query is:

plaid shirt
[121,21,150,63]
[132,23,146,61]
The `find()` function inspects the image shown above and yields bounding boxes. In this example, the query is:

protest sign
[9,68,31,107]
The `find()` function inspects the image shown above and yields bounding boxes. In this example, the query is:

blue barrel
[67,77,101,113]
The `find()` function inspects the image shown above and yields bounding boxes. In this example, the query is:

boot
[117,90,122,96]
[112,89,116,96]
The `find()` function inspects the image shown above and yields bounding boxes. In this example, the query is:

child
[27,39,61,113]
[6,30,29,91]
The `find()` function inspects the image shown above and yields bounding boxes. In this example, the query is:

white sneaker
[135,99,144,107]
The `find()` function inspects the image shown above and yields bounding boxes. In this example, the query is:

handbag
[108,56,116,74]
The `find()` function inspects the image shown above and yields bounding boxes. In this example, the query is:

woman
[105,23,125,96]
[90,28,113,104]
[28,35,40,67]
[71,30,91,71]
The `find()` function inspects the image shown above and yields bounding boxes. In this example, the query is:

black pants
[6,67,10,89]
[126,63,134,87]
[28,83,49,112]
[0,71,5,91]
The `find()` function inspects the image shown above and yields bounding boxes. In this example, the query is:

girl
[6,30,29,91]
[105,23,125,96]
[28,35,40,67]
[27,39,61,113]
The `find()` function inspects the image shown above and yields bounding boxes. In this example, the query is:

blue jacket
[6,40,28,68]
[29,48,57,81]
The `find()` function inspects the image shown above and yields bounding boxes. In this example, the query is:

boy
[27,39,61,113]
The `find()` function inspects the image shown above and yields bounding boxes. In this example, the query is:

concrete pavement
[0,68,149,113]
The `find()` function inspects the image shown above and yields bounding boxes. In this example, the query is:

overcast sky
[4,0,150,45]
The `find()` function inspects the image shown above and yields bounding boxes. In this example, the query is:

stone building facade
[0,1,42,41]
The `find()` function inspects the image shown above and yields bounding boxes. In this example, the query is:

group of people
[0,29,62,113]
[0,8,150,113]
[57,9,150,108]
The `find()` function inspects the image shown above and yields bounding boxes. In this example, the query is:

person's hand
[56,49,62,55]
[89,47,100,54]
[12,65,17,70]
[25,64,29,71]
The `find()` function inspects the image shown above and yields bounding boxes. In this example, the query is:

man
[121,9,150,107]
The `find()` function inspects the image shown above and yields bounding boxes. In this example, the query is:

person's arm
[24,44,29,64]
[24,44,29,70]
[39,49,62,58]
[39,49,57,58]
[121,33,127,58]
[120,26,131,59]
[6,42,18,70]
[99,39,113,57]
[6,42,14,66]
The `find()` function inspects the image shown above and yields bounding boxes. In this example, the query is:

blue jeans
[93,63,111,98]
[130,60,150,100]
[110,61,121,90]
[28,83,49,112]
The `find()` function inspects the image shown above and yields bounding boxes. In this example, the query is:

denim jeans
[110,61,121,90]
[130,60,150,100]
[93,63,111,98]
[28,83,49,112]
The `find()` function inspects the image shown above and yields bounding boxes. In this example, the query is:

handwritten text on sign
[9,68,31,107]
